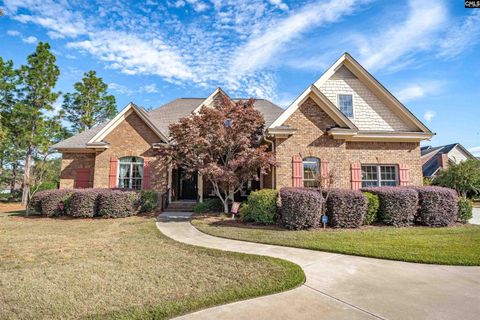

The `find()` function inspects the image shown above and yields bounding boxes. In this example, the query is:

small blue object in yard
[322,215,328,224]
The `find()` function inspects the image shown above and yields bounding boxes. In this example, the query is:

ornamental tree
[432,159,480,198]
[159,96,275,213]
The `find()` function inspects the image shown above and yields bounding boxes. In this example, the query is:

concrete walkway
[157,212,480,320]
[470,207,480,225]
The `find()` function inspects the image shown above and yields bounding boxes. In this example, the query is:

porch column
[167,166,172,203]
[197,172,203,203]
[260,173,264,189]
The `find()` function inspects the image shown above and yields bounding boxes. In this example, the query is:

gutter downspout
[264,135,275,189]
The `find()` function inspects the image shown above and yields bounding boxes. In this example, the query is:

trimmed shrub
[322,189,367,228]
[413,186,458,227]
[240,189,278,224]
[40,189,74,217]
[140,190,160,213]
[363,192,379,225]
[193,198,224,213]
[65,189,104,218]
[279,187,323,230]
[457,197,473,223]
[98,190,140,218]
[29,190,50,213]
[362,187,418,227]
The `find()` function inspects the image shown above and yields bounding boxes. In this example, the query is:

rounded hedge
[97,190,140,218]
[413,186,458,227]
[457,197,473,223]
[323,189,367,228]
[279,187,323,230]
[240,189,278,225]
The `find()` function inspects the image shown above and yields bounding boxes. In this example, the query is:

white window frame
[303,157,320,188]
[118,157,144,190]
[337,93,354,119]
[361,164,399,188]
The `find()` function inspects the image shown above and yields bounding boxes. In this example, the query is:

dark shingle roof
[52,98,284,149]
[421,143,475,177]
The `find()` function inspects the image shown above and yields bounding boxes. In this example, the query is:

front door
[179,169,197,200]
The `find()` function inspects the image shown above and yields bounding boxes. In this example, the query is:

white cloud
[231,0,368,75]
[67,31,193,82]
[395,81,444,102]
[6,30,20,36]
[423,110,436,123]
[109,83,133,95]
[141,84,159,93]
[357,0,447,71]
[268,0,289,11]
[185,0,208,12]
[438,11,480,59]
[22,36,37,44]
[468,147,480,157]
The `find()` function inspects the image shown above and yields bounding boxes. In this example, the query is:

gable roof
[421,143,476,177]
[53,96,284,150]
[269,52,433,141]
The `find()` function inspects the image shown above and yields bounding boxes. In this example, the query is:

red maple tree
[159,96,275,213]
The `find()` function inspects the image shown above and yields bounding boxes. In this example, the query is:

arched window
[303,157,320,188]
[118,157,144,190]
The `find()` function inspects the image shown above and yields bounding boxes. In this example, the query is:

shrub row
[29,189,159,218]
[279,188,324,230]
[323,189,367,228]
[240,189,278,224]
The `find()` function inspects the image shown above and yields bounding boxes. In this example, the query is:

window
[303,157,320,188]
[338,94,353,118]
[361,165,398,187]
[118,157,144,190]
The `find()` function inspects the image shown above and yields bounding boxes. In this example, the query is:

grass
[192,215,480,266]
[0,206,304,319]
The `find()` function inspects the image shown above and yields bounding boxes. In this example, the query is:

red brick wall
[275,97,423,189]
[59,153,95,189]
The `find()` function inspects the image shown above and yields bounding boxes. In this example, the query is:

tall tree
[62,70,116,133]
[432,159,480,198]
[15,42,63,205]
[159,97,275,213]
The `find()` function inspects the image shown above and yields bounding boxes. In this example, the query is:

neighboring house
[52,53,433,204]
[421,143,476,178]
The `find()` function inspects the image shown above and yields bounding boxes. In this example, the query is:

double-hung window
[338,94,353,118]
[361,165,398,187]
[118,157,144,190]
[303,157,320,188]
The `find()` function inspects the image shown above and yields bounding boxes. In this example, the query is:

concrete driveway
[157,213,480,320]
[470,207,480,225]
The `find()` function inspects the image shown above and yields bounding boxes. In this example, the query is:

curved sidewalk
[157,213,480,320]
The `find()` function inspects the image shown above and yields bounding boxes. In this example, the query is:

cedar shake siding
[275,97,422,189]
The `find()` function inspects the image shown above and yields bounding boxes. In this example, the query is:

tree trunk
[21,147,32,207]
[223,200,229,214]
[10,163,17,195]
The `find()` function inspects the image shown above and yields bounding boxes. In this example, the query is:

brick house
[53,53,433,204]
[421,143,476,178]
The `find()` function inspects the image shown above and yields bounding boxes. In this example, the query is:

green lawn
[192,215,480,266]
[0,211,304,319]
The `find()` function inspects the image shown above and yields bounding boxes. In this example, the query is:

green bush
[193,198,224,213]
[240,189,278,224]
[363,192,379,225]
[140,190,159,213]
[457,197,473,223]
[98,190,140,218]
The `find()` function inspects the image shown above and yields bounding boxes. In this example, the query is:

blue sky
[1,0,479,155]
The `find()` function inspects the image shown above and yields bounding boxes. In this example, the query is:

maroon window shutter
[292,155,303,187]
[351,163,362,190]
[399,164,410,186]
[320,160,329,187]
[109,156,118,188]
[143,159,151,189]
[75,168,91,188]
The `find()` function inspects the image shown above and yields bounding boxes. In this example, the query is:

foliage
[240,189,278,224]
[62,70,116,133]
[279,187,323,230]
[98,190,140,218]
[65,189,103,218]
[413,186,458,227]
[159,95,275,213]
[193,197,224,213]
[458,197,473,223]
[362,187,418,227]
[423,177,432,186]
[30,158,61,192]
[432,159,480,197]
[140,190,159,213]
[40,189,73,217]
[322,189,367,228]
[363,192,379,225]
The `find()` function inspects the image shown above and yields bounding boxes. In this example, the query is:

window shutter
[399,164,410,186]
[109,156,118,188]
[351,163,362,190]
[320,160,329,187]
[143,159,151,189]
[292,155,303,187]
[74,168,90,188]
